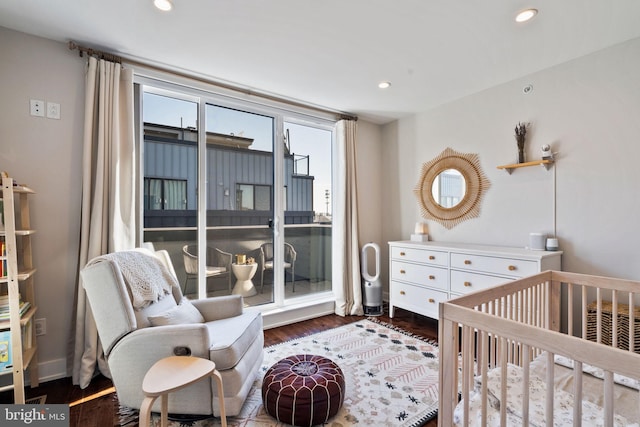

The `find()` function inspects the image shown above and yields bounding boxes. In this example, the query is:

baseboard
[262,300,335,329]
[34,357,68,383]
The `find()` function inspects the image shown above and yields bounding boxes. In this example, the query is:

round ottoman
[262,354,345,427]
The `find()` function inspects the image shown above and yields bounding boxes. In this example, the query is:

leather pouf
[262,354,345,426]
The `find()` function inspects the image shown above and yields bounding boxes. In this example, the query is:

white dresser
[388,241,562,319]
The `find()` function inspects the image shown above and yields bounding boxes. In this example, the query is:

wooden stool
[139,356,227,427]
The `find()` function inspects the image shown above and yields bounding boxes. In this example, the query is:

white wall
[0,27,85,380]
[382,36,640,282]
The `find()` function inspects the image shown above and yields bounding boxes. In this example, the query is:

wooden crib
[439,270,640,426]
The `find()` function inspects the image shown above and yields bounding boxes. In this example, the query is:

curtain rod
[68,41,123,64]
[67,41,357,122]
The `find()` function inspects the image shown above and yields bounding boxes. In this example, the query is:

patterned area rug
[121,318,439,426]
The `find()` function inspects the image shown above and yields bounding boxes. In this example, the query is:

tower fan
[361,242,383,316]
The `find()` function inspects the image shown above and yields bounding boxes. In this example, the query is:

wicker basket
[586,301,640,353]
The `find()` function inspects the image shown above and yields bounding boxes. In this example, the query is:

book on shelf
[0,300,30,320]
[22,318,33,350]
[0,329,12,372]
[1,241,6,277]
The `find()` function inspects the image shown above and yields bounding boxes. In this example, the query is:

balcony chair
[259,242,297,293]
[182,244,232,294]
[81,247,264,417]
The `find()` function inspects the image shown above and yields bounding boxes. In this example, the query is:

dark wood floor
[0,308,439,427]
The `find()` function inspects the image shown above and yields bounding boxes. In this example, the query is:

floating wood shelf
[497,159,554,174]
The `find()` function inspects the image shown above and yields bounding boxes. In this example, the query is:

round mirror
[414,148,490,229]
[431,168,467,208]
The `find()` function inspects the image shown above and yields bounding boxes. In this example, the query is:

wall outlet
[35,318,46,336]
[30,99,45,117]
[46,102,61,120]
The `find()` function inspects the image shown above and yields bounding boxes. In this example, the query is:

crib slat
[437,316,458,427]
[604,371,614,427]
[568,283,573,336]
[545,351,554,426]
[573,361,583,426]
[612,291,618,349]
[597,288,602,344]
[522,344,531,426]
[582,285,588,340]
[481,330,488,426]
[462,325,471,426]
[500,337,507,426]
[629,293,635,352]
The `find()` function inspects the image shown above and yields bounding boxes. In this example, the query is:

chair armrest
[111,324,211,360]
[191,295,243,321]
[259,247,266,269]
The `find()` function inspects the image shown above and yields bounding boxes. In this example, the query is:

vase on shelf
[514,122,528,164]
[517,142,525,164]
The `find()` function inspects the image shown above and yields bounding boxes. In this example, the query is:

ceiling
[2,1,640,124]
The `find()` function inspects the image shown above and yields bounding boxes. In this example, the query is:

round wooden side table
[139,356,227,427]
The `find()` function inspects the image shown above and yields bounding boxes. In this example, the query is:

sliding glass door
[139,80,334,310]
[204,103,276,304]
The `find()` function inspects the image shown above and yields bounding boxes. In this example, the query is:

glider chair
[259,242,297,293]
[81,248,264,418]
[182,244,232,294]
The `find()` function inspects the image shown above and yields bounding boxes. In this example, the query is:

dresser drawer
[390,281,447,319]
[450,270,514,295]
[391,246,448,267]
[391,261,447,290]
[450,253,537,277]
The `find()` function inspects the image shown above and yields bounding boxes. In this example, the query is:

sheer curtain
[333,119,363,316]
[71,56,136,388]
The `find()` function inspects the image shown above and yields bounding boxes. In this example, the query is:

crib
[439,270,640,426]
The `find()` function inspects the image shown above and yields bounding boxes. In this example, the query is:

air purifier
[361,242,383,316]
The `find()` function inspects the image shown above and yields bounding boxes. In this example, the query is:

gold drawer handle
[428,298,435,303]
[429,275,435,280]
[400,251,406,256]
[464,281,472,287]
[508,265,517,271]
[400,290,406,295]
[429,255,435,260]
[400,269,406,274]
[464,260,472,265]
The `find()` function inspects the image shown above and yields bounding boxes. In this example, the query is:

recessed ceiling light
[515,8,537,23]
[154,0,173,11]
[378,81,391,89]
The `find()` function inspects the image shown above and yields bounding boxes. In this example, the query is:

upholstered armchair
[81,248,264,417]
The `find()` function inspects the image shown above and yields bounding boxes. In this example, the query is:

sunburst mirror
[413,147,491,229]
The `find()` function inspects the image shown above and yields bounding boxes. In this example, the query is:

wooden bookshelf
[0,175,38,403]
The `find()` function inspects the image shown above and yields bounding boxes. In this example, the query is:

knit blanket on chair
[87,250,177,309]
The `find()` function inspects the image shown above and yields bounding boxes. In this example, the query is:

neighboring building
[143,123,316,228]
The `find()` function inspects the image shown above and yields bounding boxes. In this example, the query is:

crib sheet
[454,356,639,426]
